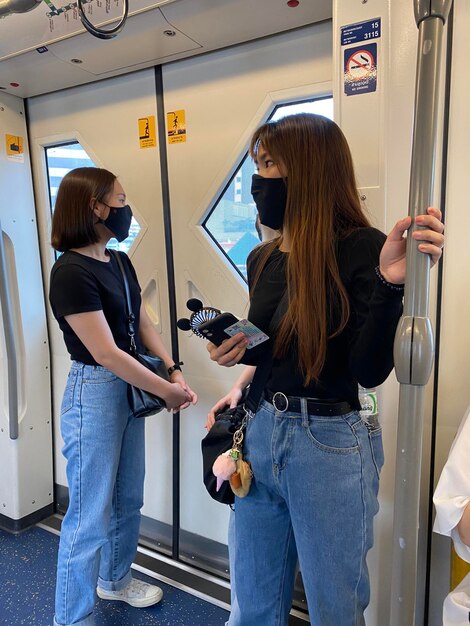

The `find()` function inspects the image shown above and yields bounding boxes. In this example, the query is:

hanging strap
[111,250,137,353]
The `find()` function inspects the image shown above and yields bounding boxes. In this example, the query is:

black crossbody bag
[113,251,169,418]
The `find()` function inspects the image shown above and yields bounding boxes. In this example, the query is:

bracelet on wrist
[168,362,184,376]
[375,266,405,292]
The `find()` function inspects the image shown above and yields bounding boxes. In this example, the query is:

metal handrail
[77,0,129,40]
[0,220,19,440]
[389,1,452,624]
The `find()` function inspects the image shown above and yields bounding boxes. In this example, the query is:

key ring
[233,429,244,447]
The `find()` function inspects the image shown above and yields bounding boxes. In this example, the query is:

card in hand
[224,319,269,349]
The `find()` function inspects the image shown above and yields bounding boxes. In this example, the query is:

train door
[27,69,177,553]
[0,91,52,532]
[162,21,332,617]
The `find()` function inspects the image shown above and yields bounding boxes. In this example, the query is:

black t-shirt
[49,250,143,365]
[242,227,404,410]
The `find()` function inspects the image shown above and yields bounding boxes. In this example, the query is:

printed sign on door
[167,110,186,144]
[5,134,24,162]
[138,116,157,149]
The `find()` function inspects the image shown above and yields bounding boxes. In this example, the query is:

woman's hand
[205,386,244,430]
[162,381,193,411]
[168,371,198,411]
[379,207,445,284]
[206,333,248,367]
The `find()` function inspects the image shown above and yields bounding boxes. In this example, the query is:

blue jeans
[54,363,145,626]
[227,399,384,626]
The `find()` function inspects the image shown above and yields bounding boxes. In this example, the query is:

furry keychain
[229,452,252,497]
[212,426,252,498]
[212,450,237,491]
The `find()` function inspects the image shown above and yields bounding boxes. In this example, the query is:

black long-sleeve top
[241,227,404,410]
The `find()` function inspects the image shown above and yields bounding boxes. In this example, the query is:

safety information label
[341,18,381,46]
[5,134,24,162]
[344,43,377,96]
[167,110,186,144]
[138,116,156,149]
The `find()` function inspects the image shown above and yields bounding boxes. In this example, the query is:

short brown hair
[51,167,116,251]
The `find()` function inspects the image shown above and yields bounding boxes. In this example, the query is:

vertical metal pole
[154,65,181,561]
[389,1,452,624]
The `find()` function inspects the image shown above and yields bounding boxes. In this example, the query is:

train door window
[202,97,333,280]
[44,141,141,253]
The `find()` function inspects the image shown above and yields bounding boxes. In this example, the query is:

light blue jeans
[227,399,384,626]
[53,362,145,626]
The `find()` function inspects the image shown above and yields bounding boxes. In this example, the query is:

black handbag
[128,351,169,418]
[201,396,250,505]
[113,251,169,418]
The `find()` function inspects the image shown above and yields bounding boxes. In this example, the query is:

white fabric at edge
[433,404,470,625]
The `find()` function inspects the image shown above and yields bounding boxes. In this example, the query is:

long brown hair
[249,113,371,385]
[51,167,116,251]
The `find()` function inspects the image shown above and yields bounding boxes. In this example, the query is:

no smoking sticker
[344,43,377,96]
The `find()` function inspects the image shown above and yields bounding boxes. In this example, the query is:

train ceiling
[0,0,331,98]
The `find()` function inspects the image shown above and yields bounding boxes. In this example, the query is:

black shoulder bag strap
[244,289,288,416]
[111,250,138,354]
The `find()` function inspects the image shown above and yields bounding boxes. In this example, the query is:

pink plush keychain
[212,450,237,492]
[212,447,252,497]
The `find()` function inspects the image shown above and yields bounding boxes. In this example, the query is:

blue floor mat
[0,527,229,626]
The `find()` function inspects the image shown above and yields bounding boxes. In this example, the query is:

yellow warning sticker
[167,110,186,144]
[5,134,24,162]
[138,116,156,149]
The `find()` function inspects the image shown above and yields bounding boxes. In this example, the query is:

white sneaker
[97,578,163,608]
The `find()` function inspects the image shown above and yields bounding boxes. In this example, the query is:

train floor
[0,526,230,626]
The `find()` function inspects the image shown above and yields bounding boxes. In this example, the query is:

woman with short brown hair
[49,167,197,626]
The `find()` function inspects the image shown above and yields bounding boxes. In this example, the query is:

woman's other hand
[205,386,244,430]
[163,382,193,411]
[206,333,248,367]
[168,371,198,410]
[379,207,445,284]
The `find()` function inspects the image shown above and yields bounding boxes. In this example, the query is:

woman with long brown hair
[207,113,445,625]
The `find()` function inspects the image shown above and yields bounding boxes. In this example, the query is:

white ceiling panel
[0,0,332,97]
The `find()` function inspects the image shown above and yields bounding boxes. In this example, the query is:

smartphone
[197,312,240,346]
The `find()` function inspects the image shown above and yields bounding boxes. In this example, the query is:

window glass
[203,98,333,280]
[45,142,141,253]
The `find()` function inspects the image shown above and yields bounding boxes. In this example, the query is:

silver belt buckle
[272,392,288,413]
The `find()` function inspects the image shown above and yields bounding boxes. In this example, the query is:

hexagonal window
[45,141,141,253]
[202,98,334,280]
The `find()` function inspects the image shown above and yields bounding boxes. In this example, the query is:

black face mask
[98,204,133,242]
[251,174,287,231]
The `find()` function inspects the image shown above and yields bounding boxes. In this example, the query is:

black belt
[264,390,352,416]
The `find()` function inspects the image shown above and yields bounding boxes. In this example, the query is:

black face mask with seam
[98,205,133,242]
[251,174,287,231]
